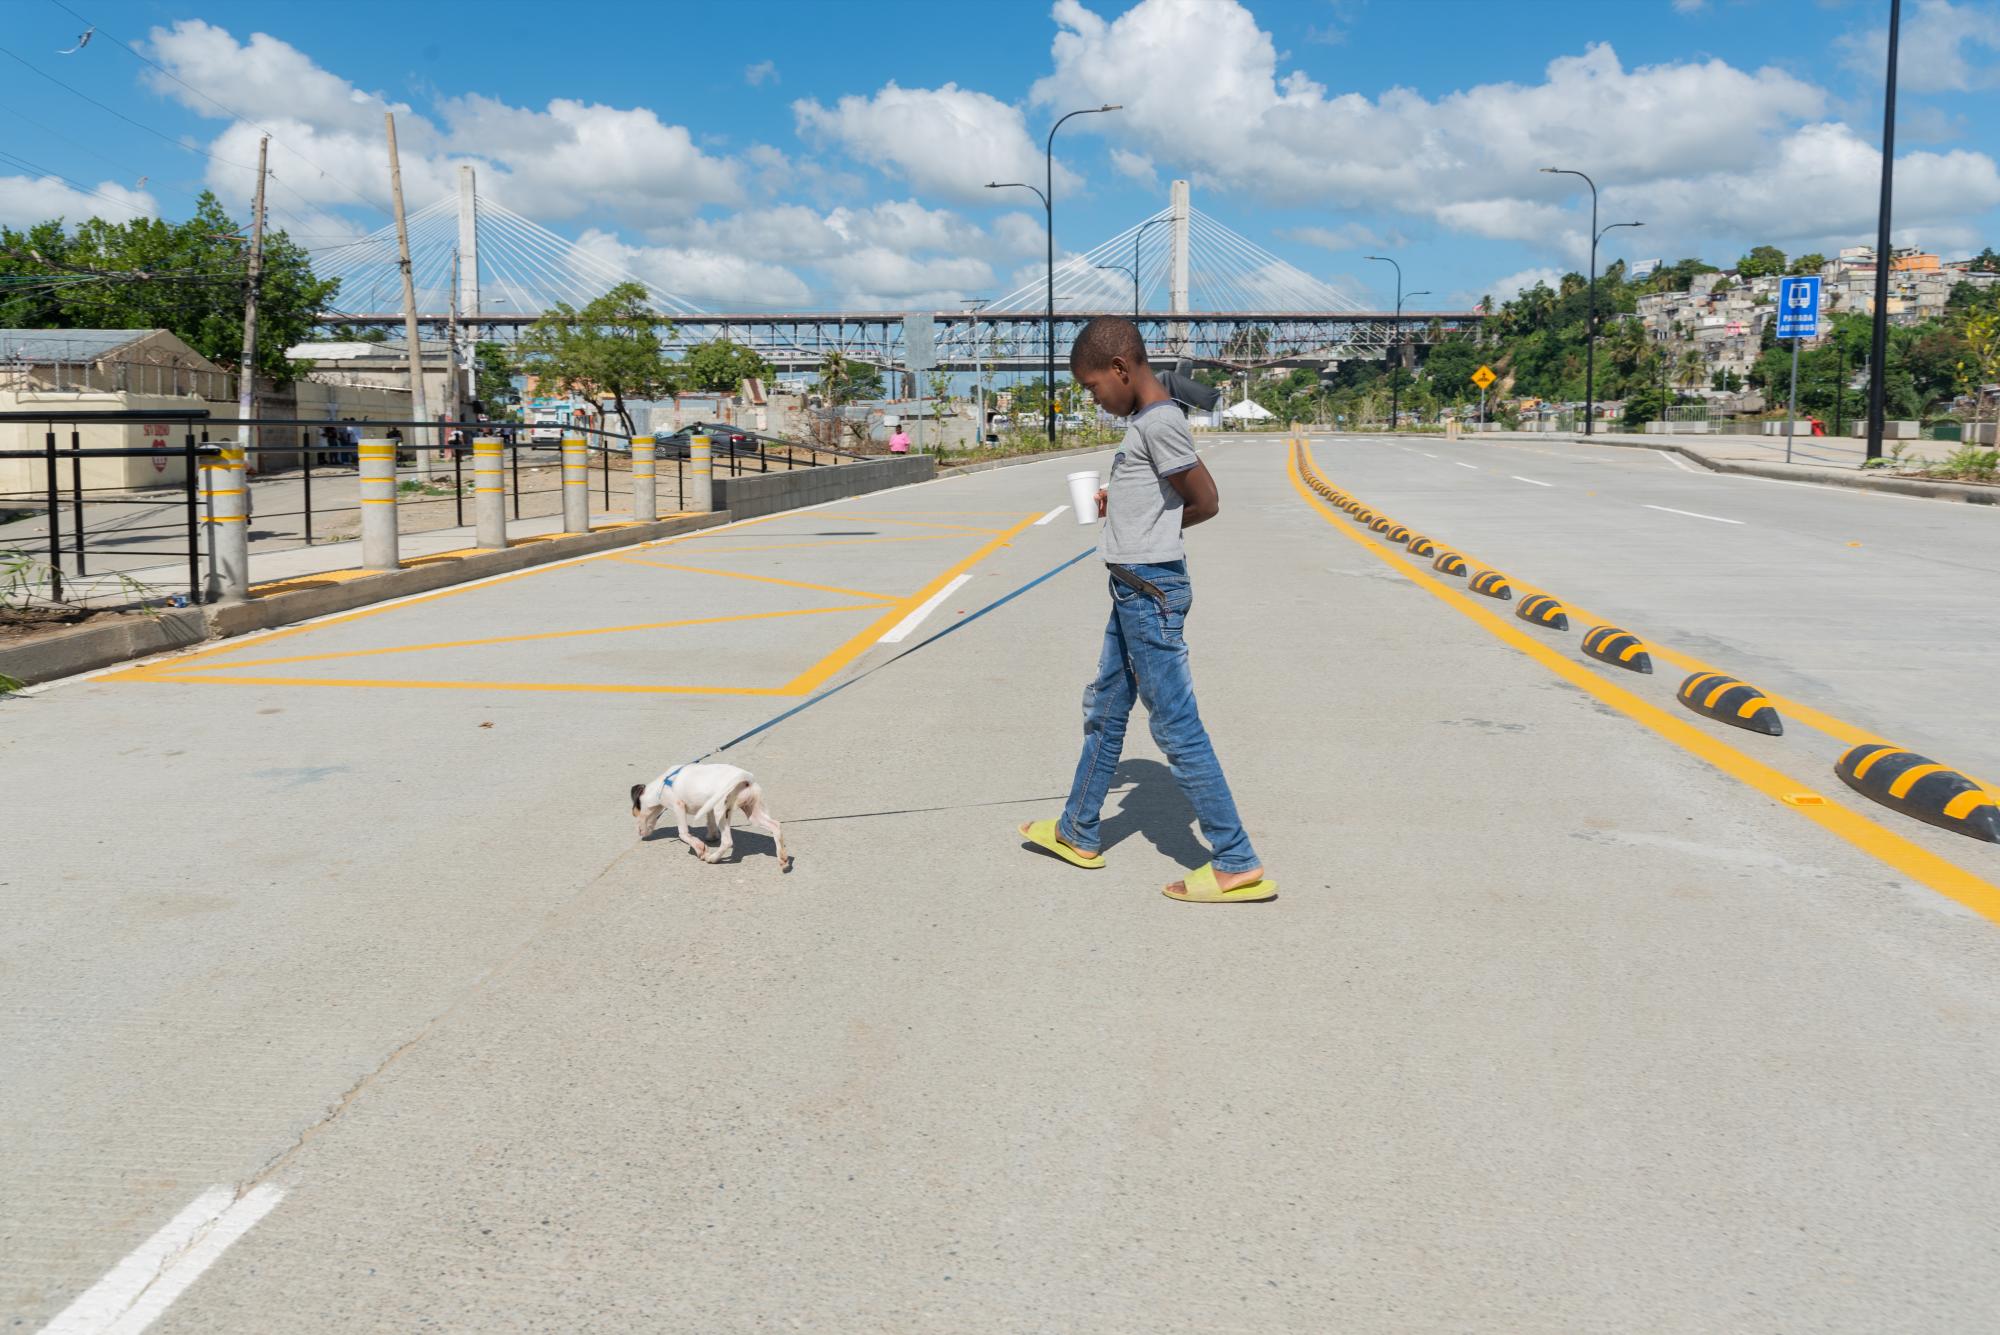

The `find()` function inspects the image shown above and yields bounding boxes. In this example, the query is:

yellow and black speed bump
[1835,745,2000,843]
[1386,525,1413,545]
[1368,515,1394,533]
[1432,549,1467,576]
[1515,593,1570,630]
[1406,534,1436,557]
[1677,672,1782,736]
[1580,625,1653,674]
[1353,507,1376,524]
[1468,569,1514,601]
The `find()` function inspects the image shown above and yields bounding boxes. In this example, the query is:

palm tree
[1676,348,1706,393]
[818,350,851,405]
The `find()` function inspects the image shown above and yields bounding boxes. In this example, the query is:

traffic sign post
[1777,277,1821,465]
[1471,365,1496,430]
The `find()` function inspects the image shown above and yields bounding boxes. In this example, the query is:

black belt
[1107,563,1166,604]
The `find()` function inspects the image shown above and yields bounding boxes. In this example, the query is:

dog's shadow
[641,828,791,871]
[1096,758,1210,864]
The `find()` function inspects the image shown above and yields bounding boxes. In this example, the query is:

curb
[2,513,728,689]
[1488,431,1999,504]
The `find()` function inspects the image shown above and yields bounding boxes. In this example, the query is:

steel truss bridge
[312,172,1478,374]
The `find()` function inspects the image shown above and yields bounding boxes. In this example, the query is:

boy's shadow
[1097,758,1209,865]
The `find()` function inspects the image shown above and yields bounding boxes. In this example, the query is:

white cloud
[1838,0,2000,93]
[1031,0,2000,269]
[744,60,778,87]
[1490,266,1564,302]
[145,21,742,222]
[0,175,157,229]
[1109,147,1158,188]
[1671,0,1707,13]
[568,229,811,309]
[1281,222,1401,252]
[793,82,1079,203]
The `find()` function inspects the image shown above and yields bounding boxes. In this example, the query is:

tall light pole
[1365,256,1404,431]
[1541,166,1610,435]
[1132,215,1169,315]
[986,179,1048,429]
[1095,262,1136,312]
[1865,0,1902,464]
[989,104,1119,445]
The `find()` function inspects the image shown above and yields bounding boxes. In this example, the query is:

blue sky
[2,0,1997,315]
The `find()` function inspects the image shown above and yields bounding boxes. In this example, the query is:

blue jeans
[1059,561,1261,873]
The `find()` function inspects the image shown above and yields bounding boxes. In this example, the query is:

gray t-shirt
[1100,401,1200,565]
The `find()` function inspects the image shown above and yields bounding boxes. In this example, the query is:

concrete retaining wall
[713,455,935,519]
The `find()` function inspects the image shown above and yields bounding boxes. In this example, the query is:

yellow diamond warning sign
[1471,365,1497,390]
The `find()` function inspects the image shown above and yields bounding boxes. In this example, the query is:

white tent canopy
[1221,397,1274,421]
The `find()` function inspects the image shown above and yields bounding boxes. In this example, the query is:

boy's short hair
[1069,316,1147,372]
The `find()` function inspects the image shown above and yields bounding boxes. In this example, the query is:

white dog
[631,763,790,870]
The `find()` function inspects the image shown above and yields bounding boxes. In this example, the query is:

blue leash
[691,545,1097,762]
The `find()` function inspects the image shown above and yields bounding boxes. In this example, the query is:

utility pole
[235,135,268,475]
[386,111,432,477]
[447,250,463,435]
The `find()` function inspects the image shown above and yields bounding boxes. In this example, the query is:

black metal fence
[1,409,861,610]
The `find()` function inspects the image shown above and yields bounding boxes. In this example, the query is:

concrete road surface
[6,434,2000,1332]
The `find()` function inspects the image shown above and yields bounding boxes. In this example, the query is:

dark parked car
[658,423,756,458]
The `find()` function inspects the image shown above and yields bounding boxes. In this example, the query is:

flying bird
[57,26,94,54]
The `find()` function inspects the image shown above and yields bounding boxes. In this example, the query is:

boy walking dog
[1018,317,1275,904]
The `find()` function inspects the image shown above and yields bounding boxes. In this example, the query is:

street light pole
[1131,216,1169,316]
[1095,262,1136,314]
[1364,255,1402,432]
[963,297,988,446]
[1866,0,1902,463]
[1541,167,1609,435]
[1029,104,1122,445]
[985,179,1050,429]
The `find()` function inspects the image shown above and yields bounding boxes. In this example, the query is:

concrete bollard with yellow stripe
[1676,671,1782,736]
[1468,569,1514,600]
[474,435,507,549]
[690,432,714,512]
[359,437,399,571]
[561,435,590,534]
[1580,625,1653,674]
[632,435,657,522]
[1835,745,2000,843]
[1515,593,1570,630]
[1432,549,1468,576]
[201,441,249,601]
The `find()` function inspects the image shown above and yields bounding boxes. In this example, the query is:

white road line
[41,1185,285,1335]
[879,574,971,643]
[1420,452,1437,458]
[1654,450,1701,473]
[1510,475,1552,487]
[1034,504,1069,525]
[1454,462,1478,470]
[1644,503,1744,525]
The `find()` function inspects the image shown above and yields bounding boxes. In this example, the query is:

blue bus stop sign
[1776,275,1821,339]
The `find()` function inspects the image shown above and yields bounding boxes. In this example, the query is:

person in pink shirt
[888,426,910,454]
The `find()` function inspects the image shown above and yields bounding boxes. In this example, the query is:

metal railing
[0,408,863,611]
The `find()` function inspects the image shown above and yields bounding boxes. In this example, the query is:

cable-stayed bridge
[313,171,1478,372]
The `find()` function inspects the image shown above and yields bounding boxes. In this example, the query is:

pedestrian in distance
[889,425,910,454]
[1018,315,1276,903]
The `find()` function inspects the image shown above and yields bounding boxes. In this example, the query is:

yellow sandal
[1018,818,1105,869]
[1165,862,1278,903]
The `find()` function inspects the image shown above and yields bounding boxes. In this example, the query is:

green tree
[473,341,518,418]
[1958,307,2000,434]
[1788,252,1827,276]
[3,192,338,383]
[1968,248,2000,275]
[517,281,673,434]
[679,337,772,393]
[817,350,884,405]
[1736,245,1788,279]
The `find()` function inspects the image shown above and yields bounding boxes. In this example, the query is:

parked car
[658,423,757,458]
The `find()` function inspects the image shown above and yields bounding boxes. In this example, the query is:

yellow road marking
[143,605,883,674]
[113,674,802,696]
[1291,440,2000,926]
[781,513,1040,695]
[603,555,897,602]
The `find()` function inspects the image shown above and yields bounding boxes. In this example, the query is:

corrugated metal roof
[0,329,155,361]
